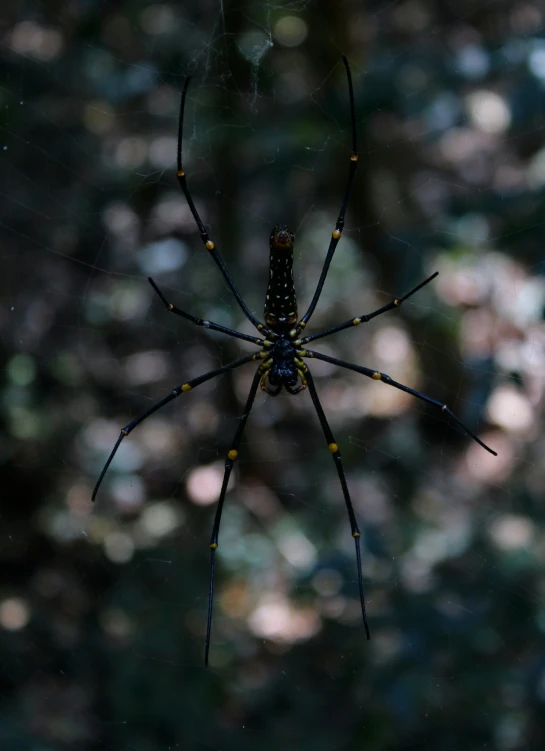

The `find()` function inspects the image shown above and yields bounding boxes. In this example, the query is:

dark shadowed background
[1,0,544,749]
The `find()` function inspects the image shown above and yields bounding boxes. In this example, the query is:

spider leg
[305,368,370,640]
[298,272,439,346]
[303,348,497,456]
[148,277,266,347]
[298,55,358,331]
[205,366,262,667]
[92,352,259,502]
[176,78,268,337]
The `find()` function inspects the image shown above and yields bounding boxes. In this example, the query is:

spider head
[270,225,294,250]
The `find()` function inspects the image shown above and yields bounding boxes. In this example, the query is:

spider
[93,56,496,666]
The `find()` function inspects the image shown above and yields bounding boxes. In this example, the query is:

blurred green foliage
[1,0,544,749]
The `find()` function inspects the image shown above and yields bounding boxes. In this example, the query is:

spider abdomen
[264,225,298,331]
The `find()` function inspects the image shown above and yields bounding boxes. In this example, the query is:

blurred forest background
[1,0,544,749]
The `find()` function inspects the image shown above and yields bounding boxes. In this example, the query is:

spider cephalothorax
[259,336,307,395]
[93,56,496,667]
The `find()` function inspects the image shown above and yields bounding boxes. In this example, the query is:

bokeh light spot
[186,463,225,506]
[7,353,36,386]
[274,17,308,48]
[104,532,134,564]
[486,385,534,434]
[466,90,511,134]
[0,597,30,631]
[488,514,535,551]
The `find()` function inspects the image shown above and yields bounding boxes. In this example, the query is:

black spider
[93,56,496,666]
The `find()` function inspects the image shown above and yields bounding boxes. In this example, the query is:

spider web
[1,1,544,749]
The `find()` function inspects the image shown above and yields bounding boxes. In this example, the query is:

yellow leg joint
[182,383,192,392]
[177,170,184,177]
[168,303,174,311]
[442,404,447,412]
[372,372,381,380]
[210,542,218,550]
[350,154,359,162]
[328,442,339,453]
[121,429,128,436]
[205,240,215,250]
[228,449,238,460]
[332,229,342,239]
[352,531,361,538]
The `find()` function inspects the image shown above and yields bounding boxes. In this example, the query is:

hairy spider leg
[176,77,270,338]
[205,367,263,666]
[296,55,359,334]
[305,369,371,639]
[91,352,259,502]
[302,348,497,456]
[297,271,439,347]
